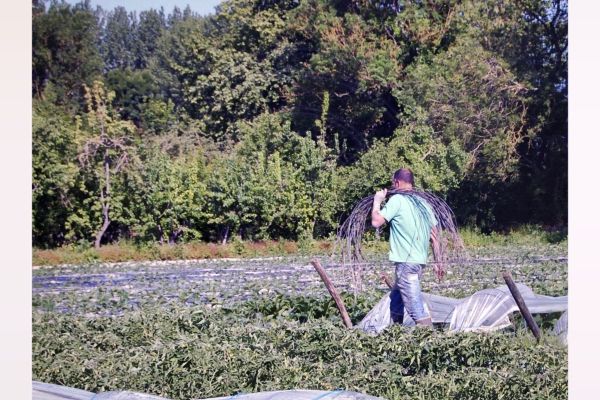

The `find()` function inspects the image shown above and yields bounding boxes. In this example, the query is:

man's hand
[371,189,388,228]
[432,263,446,281]
[374,188,387,203]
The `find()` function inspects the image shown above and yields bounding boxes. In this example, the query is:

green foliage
[207,113,338,241]
[32,0,103,106]
[213,0,297,58]
[32,0,568,247]
[185,47,283,140]
[101,6,136,70]
[105,68,161,125]
[459,225,568,248]
[236,292,376,324]
[153,7,288,141]
[32,99,80,247]
[70,81,137,246]
[289,3,404,163]
[125,147,212,243]
[485,0,568,226]
[134,9,167,69]
[340,107,468,209]
[32,239,568,399]
[396,34,528,185]
[150,17,212,109]
[99,5,167,71]
[33,302,567,400]
[140,98,177,133]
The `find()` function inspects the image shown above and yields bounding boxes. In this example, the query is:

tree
[482,0,568,226]
[395,35,528,186]
[212,0,299,59]
[32,98,80,247]
[167,6,183,26]
[101,6,136,70]
[151,17,209,111]
[340,107,468,211]
[77,81,137,248]
[105,68,160,126]
[426,0,568,227]
[32,0,103,106]
[288,5,403,163]
[207,113,337,241]
[125,147,211,244]
[152,1,300,142]
[134,9,166,69]
[186,47,284,140]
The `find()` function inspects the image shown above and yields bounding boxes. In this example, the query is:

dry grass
[32,226,566,266]
[33,240,309,266]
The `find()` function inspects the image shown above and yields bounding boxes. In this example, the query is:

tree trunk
[94,205,110,249]
[221,225,230,245]
[94,150,111,249]
[169,227,183,245]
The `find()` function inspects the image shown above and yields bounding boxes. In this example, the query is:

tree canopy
[32,0,567,247]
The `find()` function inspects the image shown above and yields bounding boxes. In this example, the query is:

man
[371,168,439,327]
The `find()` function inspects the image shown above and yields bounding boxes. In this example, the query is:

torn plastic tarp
[553,310,568,345]
[358,283,567,337]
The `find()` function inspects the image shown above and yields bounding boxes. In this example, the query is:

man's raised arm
[371,189,387,228]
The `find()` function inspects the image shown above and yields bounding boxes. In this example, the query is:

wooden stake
[502,271,541,342]
[311,259,353,329]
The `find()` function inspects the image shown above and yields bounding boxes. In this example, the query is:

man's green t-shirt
[379,194,437,264]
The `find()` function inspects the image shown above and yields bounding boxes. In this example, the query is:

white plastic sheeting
[553,310,568,345]
[33,381,95,400]
[93,391,171,399]
[204,390,385,399]
[32,382,384,400]
[358,283,567,336]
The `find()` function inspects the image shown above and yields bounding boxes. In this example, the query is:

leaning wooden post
[502,271,541,342]
[311,259,353,329]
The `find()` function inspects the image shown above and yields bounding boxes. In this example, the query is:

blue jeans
[390,262,429,323]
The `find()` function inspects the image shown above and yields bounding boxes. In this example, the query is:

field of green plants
[32,240,568,400]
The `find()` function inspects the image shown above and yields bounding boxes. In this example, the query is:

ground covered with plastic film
[32,242,567,400]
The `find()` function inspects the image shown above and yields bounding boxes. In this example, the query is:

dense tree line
[32,0,567,248]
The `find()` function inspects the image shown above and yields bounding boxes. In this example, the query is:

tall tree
[78,81,137,247]
[101,6,136,70]
[153,0,296,141]
[288,2,403,163]
[32,0,103,106]
[167,6,183,26]
[151,17,209,110]
[443,0,568,227]
[504,0,568,226]
[134,9,166,69]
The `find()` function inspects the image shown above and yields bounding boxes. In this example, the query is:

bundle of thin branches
[335,188,466,289]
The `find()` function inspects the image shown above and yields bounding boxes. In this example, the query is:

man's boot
[415,317,433,327]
